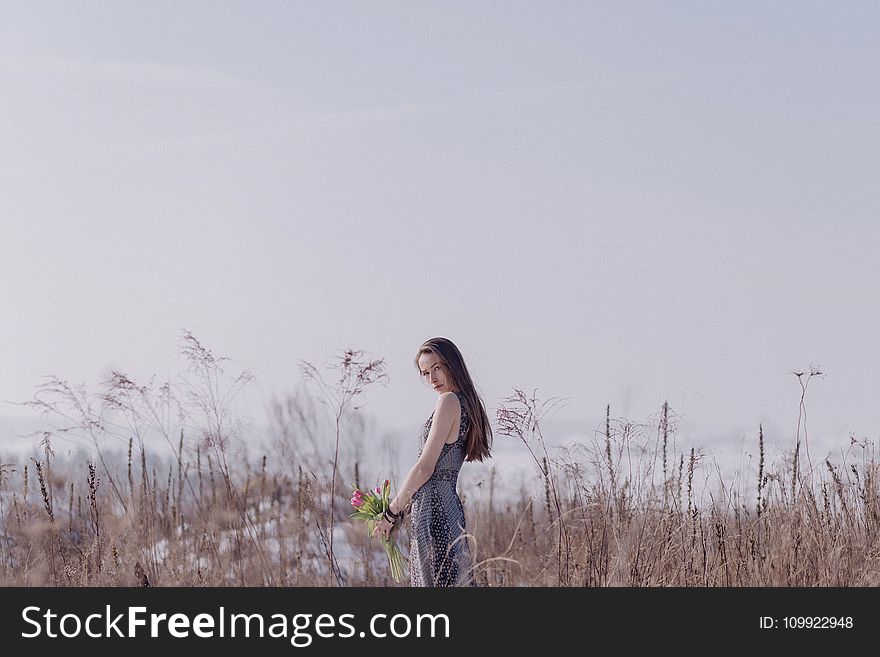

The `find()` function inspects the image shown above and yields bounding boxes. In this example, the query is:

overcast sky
[2,2,878,468]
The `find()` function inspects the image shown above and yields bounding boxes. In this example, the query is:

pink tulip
[375,486,382,495]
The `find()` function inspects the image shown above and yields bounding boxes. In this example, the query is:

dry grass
[469,405,880,586]
[1,338,878,587]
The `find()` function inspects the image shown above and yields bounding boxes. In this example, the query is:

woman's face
[418,352,455,394]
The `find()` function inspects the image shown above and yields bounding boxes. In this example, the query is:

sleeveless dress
[409,391,475,587]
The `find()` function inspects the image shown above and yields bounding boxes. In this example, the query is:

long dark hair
[414,337,492,462]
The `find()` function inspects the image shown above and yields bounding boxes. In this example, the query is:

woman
[373,337,492,586]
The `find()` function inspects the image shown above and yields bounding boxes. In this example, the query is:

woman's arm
[389,391,460,515]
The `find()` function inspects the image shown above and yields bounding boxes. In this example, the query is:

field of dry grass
[1,336,878,587]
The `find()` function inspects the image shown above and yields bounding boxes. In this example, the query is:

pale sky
[2,2,879,467]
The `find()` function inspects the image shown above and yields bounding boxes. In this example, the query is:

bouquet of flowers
[349,479,406,583]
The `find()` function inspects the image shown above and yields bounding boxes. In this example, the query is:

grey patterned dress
[409,391,475,587]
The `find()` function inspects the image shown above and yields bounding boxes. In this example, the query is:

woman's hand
[372,516,396,540]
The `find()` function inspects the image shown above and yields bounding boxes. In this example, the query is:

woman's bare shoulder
[434,391,459,411]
